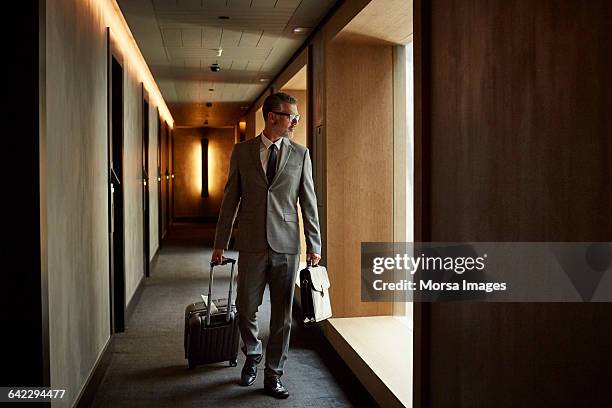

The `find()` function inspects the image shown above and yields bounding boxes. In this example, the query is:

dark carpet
[91,223,377,407]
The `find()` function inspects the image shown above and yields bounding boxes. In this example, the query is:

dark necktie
[266,144,278,185]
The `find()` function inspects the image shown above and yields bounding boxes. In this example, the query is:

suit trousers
[236,249,299,379]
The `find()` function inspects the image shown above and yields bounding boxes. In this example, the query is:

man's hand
[211,248,225,265]
[306,252,321,266]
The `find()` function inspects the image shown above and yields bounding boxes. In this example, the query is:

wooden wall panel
[429,0,610,243]
[326,39,395,318]
[274,48,307,93]
[173,127,234,218]
[416,0,612,405]
[310,31,326,128]
[245,109,256,140]
[278,89,307,146]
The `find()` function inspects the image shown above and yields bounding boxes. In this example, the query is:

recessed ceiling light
[218,16,230,20]
[259,78,269,82]
[292,27,311,34]
[209,88,214,91]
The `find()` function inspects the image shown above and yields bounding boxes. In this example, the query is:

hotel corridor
[90,223,374,408]
[10,0,612,406]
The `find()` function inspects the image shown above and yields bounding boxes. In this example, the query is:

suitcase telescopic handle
[210,257,236,267]
[206,257,237,326]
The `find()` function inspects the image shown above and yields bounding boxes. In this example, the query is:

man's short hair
[262,92,297,121]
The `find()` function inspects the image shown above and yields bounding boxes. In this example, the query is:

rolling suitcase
[184,257,240,369]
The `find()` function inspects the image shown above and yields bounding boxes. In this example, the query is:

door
[157,109,162,247]
[165,122,171,232]
[107,34,126,334]
[142,85,150,278]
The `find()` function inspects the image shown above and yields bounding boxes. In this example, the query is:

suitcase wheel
[229,358,238,367]
[188,359,196,370]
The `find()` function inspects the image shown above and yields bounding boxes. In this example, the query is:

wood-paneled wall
[173,127,234,219]
[245,109,256,140]
[415,0,612,406]
[325,38,395,317]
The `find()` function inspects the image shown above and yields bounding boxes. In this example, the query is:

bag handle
[206,257,236,326]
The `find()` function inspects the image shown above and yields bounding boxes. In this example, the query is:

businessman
[211,92,321,399]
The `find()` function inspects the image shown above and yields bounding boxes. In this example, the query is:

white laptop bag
[306,265,332,322]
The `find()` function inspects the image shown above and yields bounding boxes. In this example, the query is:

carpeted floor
[91,223,377,407]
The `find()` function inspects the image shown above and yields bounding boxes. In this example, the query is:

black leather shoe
[264,377,289,399]
[240,357,260,386]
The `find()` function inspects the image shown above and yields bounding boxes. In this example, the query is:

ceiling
[117,0,335,111]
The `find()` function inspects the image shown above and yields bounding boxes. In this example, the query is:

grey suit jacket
[213,135,321,255]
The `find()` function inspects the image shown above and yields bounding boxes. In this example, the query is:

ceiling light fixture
[259,78,269,82]
[292,27,311,34]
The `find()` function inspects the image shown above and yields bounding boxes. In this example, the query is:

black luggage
[184,257,240,369]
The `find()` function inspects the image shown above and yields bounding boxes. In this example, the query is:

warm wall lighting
[201,138,209,197]
[193,142,202,195]
[99,0,173,127]
[239,120,246,133]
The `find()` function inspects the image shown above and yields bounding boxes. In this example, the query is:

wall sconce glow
[99,0,173,127]
[239,120,246,133]
[193,142,202,196]
[201,138,209,197]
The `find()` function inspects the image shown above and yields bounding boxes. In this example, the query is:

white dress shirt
[259,132,283,175]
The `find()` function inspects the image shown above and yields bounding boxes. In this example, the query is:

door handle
[142,168,149,186]
[110,168,121,185]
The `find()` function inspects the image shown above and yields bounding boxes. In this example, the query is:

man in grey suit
[211,92,321,399]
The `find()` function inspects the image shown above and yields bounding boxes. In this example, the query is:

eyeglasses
[272,111,301,123]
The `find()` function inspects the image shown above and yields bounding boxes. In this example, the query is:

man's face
[272,102,299,138]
